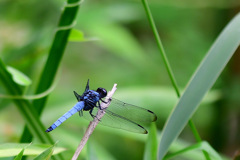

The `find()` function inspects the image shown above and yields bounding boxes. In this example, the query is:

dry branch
[72,83,117,160]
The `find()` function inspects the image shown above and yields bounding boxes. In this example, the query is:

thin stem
[188,121,211,159]
[0,76,58,100]
[141,0,180,97]
[141,0,209,159]
[164,142,211,160]
[72,84,118,160]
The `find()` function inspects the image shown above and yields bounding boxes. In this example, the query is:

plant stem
[164,142,212,160]
[141,0,209,159]
[188,121,211,159]
[141,0,180,97]
[0,59,59,160]
[19,0,81,145]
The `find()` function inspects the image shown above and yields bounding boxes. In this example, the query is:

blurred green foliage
[0,0,240,159]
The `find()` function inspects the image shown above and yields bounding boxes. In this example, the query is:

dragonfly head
[96,88,107,98]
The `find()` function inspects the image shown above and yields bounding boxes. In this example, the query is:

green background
[0,0,240,159]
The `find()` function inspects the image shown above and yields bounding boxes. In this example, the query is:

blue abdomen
[45,101,84,132]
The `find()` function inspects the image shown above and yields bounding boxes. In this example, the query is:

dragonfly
[45,80,157,134]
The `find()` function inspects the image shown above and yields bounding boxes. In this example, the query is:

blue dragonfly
[45,80,157,134]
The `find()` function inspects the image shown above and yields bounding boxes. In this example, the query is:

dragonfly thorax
[81,90,100,111]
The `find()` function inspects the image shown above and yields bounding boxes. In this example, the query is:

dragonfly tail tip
[45,127,53,133]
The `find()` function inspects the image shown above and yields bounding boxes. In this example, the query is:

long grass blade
[0,143,65,157]
[33,146,54,160]
[158,13,240,159]
[141,0,180,97]
[144,123,158,160]
[0,59,54,145]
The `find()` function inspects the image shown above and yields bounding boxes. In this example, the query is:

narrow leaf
[144,123,158,160]
[0,143,65,157]
[14,148,24,160]
[20,1,81,154]
[33,146,54,160]
[6,66,32,86]
[0,59,55,147]
[158,13,240,159]
[14,143,31,160]
[164,141,222,160]
[68,29,98,42]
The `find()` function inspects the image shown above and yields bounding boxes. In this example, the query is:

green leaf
[33,145,54,160]
[0,78,57,100]
[0,143,66,158]
[14,148,24,160]
[164,141,222,160]
[19,2,81,158]
[6,66,32,86]
[68,29,98,42]
[0,59,56,149]
[158,12,240,159]
[14,143,31,160]
[144,123,158,160]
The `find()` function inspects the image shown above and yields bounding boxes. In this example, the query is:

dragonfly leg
[89,108,94,118]
[78,110,83,117]
[100,99,107,104]
[97,101,103,110]
[100,98,111,104]
[89,108,101,121]
[99,98,111,110]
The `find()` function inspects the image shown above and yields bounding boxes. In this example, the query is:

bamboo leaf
[158,13,240,159]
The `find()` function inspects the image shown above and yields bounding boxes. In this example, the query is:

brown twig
[71,84,117,160]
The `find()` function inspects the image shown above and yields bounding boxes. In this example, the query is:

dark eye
[96,88,107,98]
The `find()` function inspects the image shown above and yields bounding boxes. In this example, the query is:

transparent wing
[107,98,157,124]
[82,107,147,134]
[82,98,157,134]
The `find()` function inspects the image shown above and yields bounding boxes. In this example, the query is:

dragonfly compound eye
[96,88,107,98]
